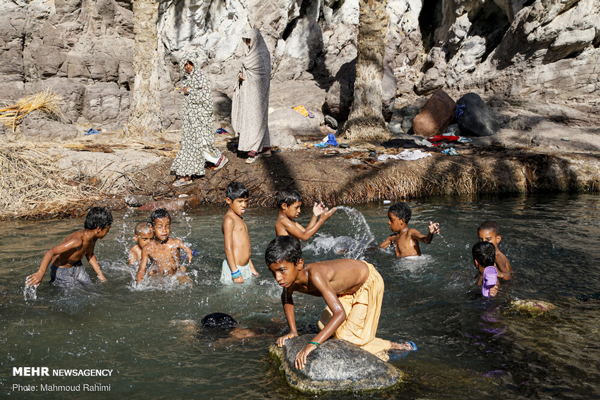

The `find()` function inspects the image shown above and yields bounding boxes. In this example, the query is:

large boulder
[412,89,456,137]
[268,108,321,148]
[456,92,499,137]
[269,335,402,394]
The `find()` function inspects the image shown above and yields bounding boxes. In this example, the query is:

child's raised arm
[379,234,396,249]
[26,237,82,287]
[282,207,337,241]
[411,222,440,244]
[177,239,193,272]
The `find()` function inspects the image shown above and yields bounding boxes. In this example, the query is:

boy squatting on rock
[275,189,337,241]
[379,202,440,257]
[266,236,416,369]
[26,207,113,287]
[477,220,512,283]
[136,209,192,284]
[128,222,154,265]
[221,182,260,284]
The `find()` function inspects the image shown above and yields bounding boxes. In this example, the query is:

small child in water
[128,222,154,265]
[266,236,416,369]
[136,208,192,284]
[275,189,336,241]
[378,202,440,257]
[221,182,259,284]
[26,207,113,287]
[477,221,512,281]
[472,241,500,297]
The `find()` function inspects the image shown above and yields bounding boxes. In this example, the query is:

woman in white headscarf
[231,29,272,164]
[171,53,227,186]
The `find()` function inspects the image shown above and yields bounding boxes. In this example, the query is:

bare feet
[390,341,417,351]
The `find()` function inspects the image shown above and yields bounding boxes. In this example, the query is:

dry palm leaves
[0,90,64,131]
[0,147,101,218]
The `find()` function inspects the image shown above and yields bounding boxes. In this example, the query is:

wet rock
[412,89,456,137]
[456,93,499,137]
[125,195,154,207]
[504,299,555,316]
[269,335,402,394]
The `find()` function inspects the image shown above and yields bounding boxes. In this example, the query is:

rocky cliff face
[0,0,598,136]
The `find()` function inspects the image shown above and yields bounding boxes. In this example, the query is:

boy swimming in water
[378,202,440,257]
[266,236,416,369]
[128,222,154,265]
[477,221,512,281]
[221,182,259,284]
[136,209,192,284]
[275,189,336,241]
[472,241,500,297]
[26,207,113,287]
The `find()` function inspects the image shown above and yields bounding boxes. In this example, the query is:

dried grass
[0,146,101,219]
[0,90,64,131]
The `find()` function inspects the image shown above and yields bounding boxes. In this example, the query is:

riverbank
[1,98,599,219]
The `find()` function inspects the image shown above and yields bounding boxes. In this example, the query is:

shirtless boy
[266,236,416,369]
[26,207,112,287]
[128,222,154,265]
[275,189,336,241]
[477,221,512,282]
[221,182,259,284]
[472,241,500,297]
[136,209,192,283]
[378,202,440,257]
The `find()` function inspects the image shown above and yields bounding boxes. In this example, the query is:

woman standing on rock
[232,29,272,164]
[171,53,227,187]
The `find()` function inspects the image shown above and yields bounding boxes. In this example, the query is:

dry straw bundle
[0,89,64,131]
[0,146,101,219]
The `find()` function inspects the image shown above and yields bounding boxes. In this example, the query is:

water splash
[304,206,375,259]
[23,283,37,301]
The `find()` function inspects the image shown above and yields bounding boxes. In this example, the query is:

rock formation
[0,0,597,137]
[269,335,402,393]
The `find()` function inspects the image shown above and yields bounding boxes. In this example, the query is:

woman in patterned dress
[171,53,227,187]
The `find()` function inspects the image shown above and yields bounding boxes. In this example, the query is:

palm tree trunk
[344,0,390,141]
[126,0,162,136]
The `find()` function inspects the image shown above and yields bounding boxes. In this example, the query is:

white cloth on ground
[220,259,253,284]
[377,149,432,162]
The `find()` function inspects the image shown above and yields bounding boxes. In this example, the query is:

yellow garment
[293,105,309,117]
[318,262,392,361]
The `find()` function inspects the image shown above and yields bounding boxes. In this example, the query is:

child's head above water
[225,182,249,217]
[387,202,411,231]
[472,241,496,270]
[84,207,113,230]
[134,222,153,248]
[265,235,303,269]
[84,207,113,238]
[477,221,501,247]
[150,208,171,242]
[276,190,303,219]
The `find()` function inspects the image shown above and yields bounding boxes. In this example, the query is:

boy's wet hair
[135,222,153,236]
[389,202,411,223]
[201,313,238,331]
[478,221,500,235]
[150,208,171,225]
[265,236,302,266]
[84,207,113,230]
[226,181,249,200]
[472,241,496,267]
[276,189,303,208]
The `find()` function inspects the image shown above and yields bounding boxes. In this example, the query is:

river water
[1,194,599,399]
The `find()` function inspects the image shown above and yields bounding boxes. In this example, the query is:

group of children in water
[25,183,512,368]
